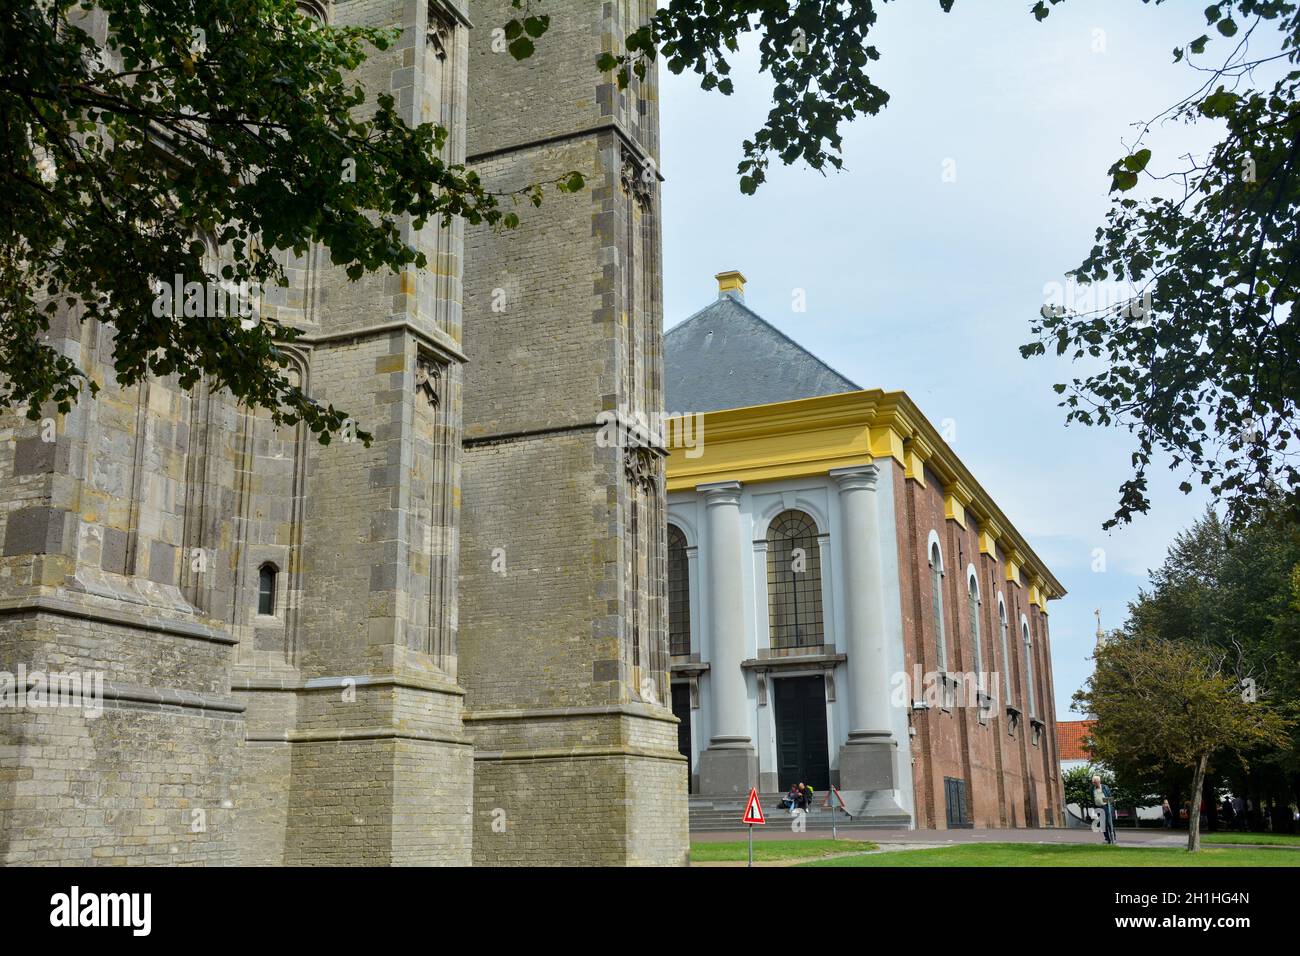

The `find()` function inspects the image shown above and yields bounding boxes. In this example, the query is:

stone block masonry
[459,0,687,864]
[2,0,686,865]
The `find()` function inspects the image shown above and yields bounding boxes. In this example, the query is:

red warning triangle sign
[741,787,766,825]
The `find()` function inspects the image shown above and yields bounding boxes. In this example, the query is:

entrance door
[774,675,830,791]
[944,776,972,828]
[671,683,693,793]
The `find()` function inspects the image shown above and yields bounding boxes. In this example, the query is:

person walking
[1092,775,1117,844]
[1161,798,1173,829]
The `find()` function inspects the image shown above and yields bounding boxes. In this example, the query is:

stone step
[688,792,911,831]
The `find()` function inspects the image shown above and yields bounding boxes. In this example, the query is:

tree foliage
[515,0,897,195]
[1077,632,1290,849]
[1125,502,1300,821]
[2,0,579,442]
[1022,1,1300,528]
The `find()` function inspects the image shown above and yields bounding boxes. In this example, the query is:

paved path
[689,827,1199,847]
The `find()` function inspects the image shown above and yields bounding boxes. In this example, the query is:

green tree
[1076,634,1289,850]
[1128,503,1300,825]
[1020,1,1300,528]
[2,0,581,442]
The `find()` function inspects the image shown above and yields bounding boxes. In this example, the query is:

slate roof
[664,295,860,414]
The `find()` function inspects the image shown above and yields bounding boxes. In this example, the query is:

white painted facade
[668,467,915,822]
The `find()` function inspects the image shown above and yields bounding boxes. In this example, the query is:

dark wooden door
[774,676,830,791]
[944,776,972,828]
[671,683,693,793]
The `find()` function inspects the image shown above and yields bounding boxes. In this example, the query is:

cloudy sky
[658,0,1237,719]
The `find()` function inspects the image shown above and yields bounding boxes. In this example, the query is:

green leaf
[1123,148,1152,173]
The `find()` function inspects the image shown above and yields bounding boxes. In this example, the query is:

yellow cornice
[664,388,1065,598]
[1005,549,1024,586]
[977,517,1004,558]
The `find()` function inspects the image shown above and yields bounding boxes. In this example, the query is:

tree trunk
[1187,754,1208,853]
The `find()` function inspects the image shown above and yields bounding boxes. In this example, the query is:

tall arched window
[667,524,691,656]
[998,596,1012,703]
[1022,618,1037,717]
[258,563,278,616]
[766,510,824,651]
[967,571,982,674]
[929,541,948,670]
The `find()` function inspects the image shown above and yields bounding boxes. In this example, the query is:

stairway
[688,792,910,832]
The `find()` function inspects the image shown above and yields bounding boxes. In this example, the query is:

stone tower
[0,0,474,865]
[458,0,689,864]
[1,0,686,866]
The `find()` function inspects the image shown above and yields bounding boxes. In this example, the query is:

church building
[665,272,1067,829]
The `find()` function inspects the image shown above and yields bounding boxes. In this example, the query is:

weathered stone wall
[460,0,687,865]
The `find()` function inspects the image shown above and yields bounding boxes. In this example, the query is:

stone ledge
[233,673,466,697]
[472,745,688,763]
[0,595,234,645]
[463,703,677,725]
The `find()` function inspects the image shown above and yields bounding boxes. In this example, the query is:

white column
[831,466,892,737]
[829,466,906,814]
[696,480,757,795]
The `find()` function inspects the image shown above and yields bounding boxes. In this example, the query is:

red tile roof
[1057,720,1095,762]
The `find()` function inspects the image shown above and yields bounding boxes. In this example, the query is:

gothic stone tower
[0,0,473,865]
[1,0,687,867]
[459,0,689,864]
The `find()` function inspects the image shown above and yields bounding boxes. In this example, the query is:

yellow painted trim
[944,481,973,529]
[904,447,928,486]
[1005,552,1023,587]
[869,425,906,463]
[944,494,966,528]
[715,270,747,297]
[664,388,1065,598]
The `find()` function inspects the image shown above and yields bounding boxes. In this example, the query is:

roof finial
[715,270,746,302]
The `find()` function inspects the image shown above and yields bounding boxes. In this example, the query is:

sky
[657,0,1238,720]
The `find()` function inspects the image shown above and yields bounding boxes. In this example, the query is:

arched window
[667,524,691,656]
[998,596,1012,703]
[929,541,948,669]
[967,571,982,674]
[766,510,824,651]
[1022,618,1037,717]
[258,563,278,616]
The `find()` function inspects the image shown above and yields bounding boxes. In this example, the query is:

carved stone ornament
[624,446,659,493]
[427,3,454,61]
[620,150,656,209]
[415,355,443,407]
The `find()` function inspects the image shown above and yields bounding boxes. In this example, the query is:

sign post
[741,787,765,867]
[822,786,847,839]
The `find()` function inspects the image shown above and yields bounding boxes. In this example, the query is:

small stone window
[258,563,278,616]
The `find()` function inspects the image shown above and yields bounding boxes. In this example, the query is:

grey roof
[664,295,860,414]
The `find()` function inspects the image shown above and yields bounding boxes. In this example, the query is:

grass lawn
[690,839,876,862]
[798,843,1300,867]
[1201,832,1300,847]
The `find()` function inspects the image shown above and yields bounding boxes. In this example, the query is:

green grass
[690,839,876,862]
[1201,832,1300,847]
[798,843,1300,867]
